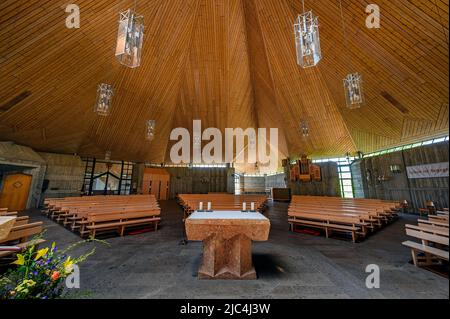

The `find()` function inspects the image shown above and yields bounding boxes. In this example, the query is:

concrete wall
[351,160,365,199]
[352,141,449,212]
[265,173,287,190]
[0,142,46,209]
[38,152,85,201]
[132,166,235,199]
[241,175,266,194]
[0,142,85,208]
[284,162,341,197]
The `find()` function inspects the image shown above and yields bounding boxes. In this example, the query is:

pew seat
[84,211,161,239]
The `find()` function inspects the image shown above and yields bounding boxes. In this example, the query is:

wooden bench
[403,227,449,267]
[418,219,449,229]
[84,210,161,239]
[288,212,368,243]
[288,196,400,242]
[0,220,45,259]
[42,195,162,238]
[428,214,449,223]
[405,224,449,238]
[0,239,46,259]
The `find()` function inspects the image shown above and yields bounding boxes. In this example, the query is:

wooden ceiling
[0,0,448,167]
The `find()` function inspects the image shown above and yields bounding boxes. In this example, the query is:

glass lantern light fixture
[294,5,322,68]
[94,83,113,116]
[343,73,365,109]
[146,120,156,141]
[300,120,309,137]
[115,8,144,68]
[105,151,112,161]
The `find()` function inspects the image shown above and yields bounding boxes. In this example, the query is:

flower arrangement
[0,238,97,299]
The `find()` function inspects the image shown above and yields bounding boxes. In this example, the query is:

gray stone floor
[21,200,449,299]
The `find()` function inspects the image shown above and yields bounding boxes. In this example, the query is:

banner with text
[406,162,449,179]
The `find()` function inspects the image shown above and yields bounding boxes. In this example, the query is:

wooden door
[159,179,169,200]
[151,179,160,199]
[0,174,32,211]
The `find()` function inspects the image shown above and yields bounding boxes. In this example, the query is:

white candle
[207,202,212,211]
[251,202,255,211]
[199,202,203,211]
[242,202,246,211]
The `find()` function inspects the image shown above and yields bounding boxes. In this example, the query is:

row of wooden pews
[0,208,45,259]
[288,196,400,243]
[178,194,269,219]
[43,195,161,239]
[402,214,449,269]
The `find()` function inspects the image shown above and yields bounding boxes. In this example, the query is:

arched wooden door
[0,174,32,211]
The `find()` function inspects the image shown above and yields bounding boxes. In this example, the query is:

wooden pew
[288,195,400,242]
[85,210,161,239]
[418,219,449,229]
[428,214,449,223]
[403,227,449,267]
[0,219,45,259]
[405,224,449,238]
[42,195,161,238]
[288,211,368,242]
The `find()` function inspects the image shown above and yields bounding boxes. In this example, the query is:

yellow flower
[63,257,74,273]
[15,279,36,292]
[34,247,49,261]
[12,254,25,266]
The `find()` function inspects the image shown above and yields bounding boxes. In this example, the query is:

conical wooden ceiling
[0,0,448,167]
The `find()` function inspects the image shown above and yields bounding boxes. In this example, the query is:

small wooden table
[185,211,270,280]
[0,216,16,242]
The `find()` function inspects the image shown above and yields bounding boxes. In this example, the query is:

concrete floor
[22,200,449,299]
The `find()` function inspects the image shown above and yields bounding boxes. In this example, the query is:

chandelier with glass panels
[115,8,144,68]
[146,120,156,141]
[94,83,113,116]
[339,0,365,109]
[300,120,310,137]
[294,1,322,68]
[343,73,364,109]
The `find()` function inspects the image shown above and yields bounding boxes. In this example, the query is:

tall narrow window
[338,159,354,198]
[234,174,241,195]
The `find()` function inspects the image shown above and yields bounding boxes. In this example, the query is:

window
[82,158,134,196]
[433,137,446,143]
[234,174,241,195]
[363,136,449,158]
[311,157,355,199]
[337,158,354,199]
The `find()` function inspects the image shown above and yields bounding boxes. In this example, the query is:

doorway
[0,173,32,211]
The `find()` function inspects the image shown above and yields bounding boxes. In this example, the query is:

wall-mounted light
[389,164,402,174]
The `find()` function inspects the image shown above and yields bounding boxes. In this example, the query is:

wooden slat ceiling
[0,0,448,167]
